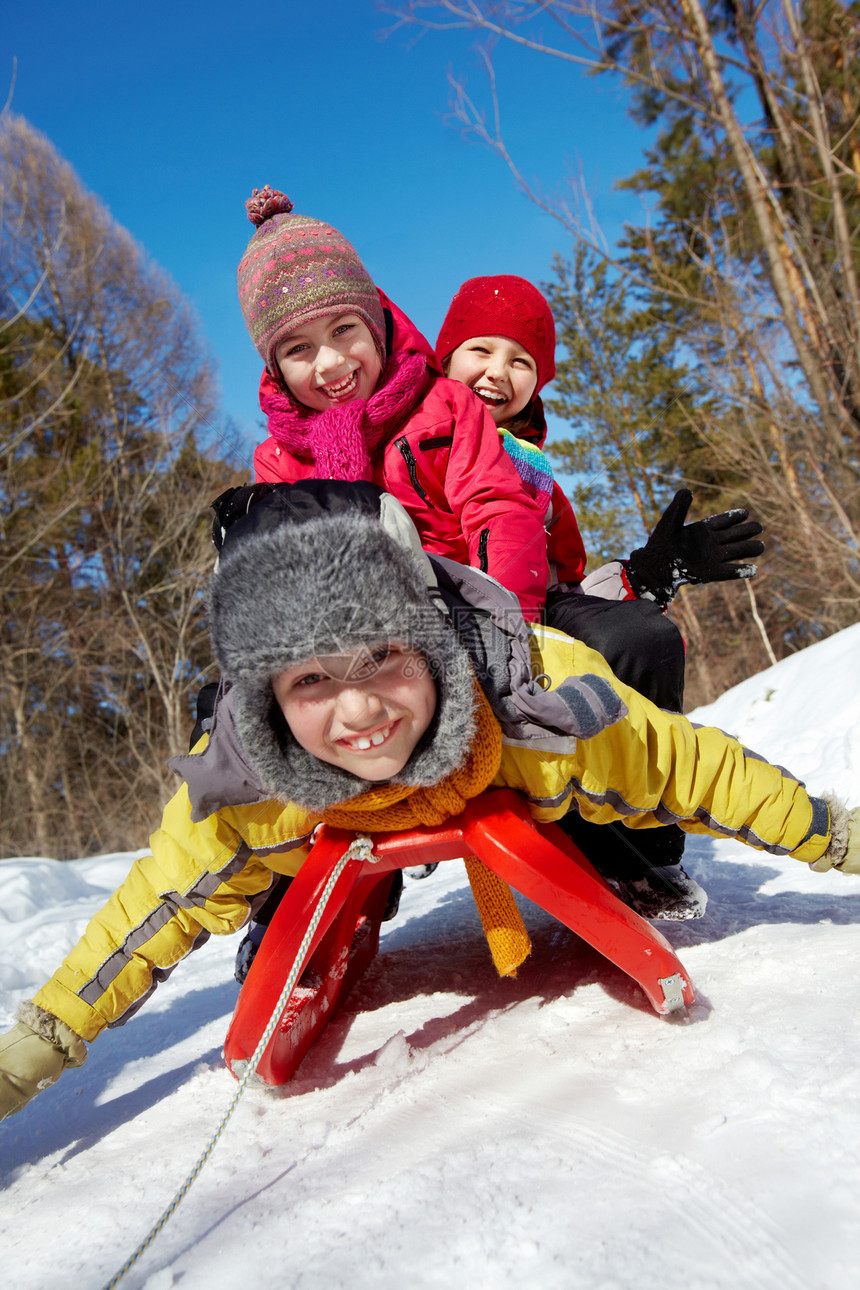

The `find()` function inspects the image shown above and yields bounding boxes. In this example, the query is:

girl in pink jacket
[240,188,548,621]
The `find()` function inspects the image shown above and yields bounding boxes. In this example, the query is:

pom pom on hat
[435,274,556,392]
[245,185,294,226]
[237,186,386,375]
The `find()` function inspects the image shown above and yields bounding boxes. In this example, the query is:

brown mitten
[837,806,860,874]
[0,1004,86,1121]
[811,798,860,874]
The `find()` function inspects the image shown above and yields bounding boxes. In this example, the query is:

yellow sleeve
[495,627,830,865]
[34,784,312,1041]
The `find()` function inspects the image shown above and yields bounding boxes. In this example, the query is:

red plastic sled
[223,790,695,1086]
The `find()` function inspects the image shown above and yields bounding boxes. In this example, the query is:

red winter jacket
[511,396,588,587]
[253,292,549,620]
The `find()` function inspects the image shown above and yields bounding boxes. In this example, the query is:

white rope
[102,834,376,1290]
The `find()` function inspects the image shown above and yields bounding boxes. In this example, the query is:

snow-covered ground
[2,625,860,1290]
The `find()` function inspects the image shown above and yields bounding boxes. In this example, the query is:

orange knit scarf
[321,682,532,977]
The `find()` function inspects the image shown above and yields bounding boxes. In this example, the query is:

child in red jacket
[438,275,589,593]
[240,188,548,622]
[437,275,765,908]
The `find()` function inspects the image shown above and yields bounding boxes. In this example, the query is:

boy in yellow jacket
[1,480,857,1121]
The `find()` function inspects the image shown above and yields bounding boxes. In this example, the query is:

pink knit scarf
[260,350,431,481]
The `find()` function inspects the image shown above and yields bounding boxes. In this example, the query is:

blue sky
[2,0,649,466]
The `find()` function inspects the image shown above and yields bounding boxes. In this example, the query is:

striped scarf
[499,428,555,515]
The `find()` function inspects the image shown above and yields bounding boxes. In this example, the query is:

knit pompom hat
[435,274,556,392]
[208,480,476,812]
[237,186,387,375]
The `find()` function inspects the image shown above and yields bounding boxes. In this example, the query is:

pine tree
[603,0,860,646]
[391,1,860,670]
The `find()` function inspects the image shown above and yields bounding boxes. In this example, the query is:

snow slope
[2,625,859,1290]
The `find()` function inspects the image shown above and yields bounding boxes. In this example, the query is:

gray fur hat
[208,480,476,811]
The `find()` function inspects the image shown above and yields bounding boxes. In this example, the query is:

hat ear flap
[211,483,279,552]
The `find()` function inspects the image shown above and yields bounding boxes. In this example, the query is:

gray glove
[0,1007,87,1121]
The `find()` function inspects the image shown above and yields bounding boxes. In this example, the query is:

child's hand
[841,809,860,873]
[813,803,860,875]
[0,1015,87,1121]
[625,489,764,606]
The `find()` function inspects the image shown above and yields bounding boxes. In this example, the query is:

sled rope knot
[101,834,374,1290]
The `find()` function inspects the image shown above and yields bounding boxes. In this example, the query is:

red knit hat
[435,275,556,392]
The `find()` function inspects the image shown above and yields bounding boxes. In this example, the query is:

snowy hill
[2,625,859,1290]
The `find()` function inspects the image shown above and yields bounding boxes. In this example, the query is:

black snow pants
[544,590,688,878]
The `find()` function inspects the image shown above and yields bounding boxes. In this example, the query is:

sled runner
[223,790,695,1086]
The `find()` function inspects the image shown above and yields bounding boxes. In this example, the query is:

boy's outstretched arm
[0,781,314,1119]
[519,628,855,873]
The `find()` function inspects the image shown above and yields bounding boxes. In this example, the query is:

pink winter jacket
[253,293,549,620]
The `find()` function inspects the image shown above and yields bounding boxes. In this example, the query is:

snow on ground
[2,625,860,1290]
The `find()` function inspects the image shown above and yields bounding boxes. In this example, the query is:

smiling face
[272,643,437,782]
[274,313,384,411]
[445,335,539,426]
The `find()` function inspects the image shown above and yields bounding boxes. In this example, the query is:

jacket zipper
[478,528,489,573]
[395,437,430,504]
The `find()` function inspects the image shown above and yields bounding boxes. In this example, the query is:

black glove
[624,489,764,606]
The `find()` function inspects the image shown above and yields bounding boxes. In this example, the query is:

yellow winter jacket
[34,627,830,1042]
